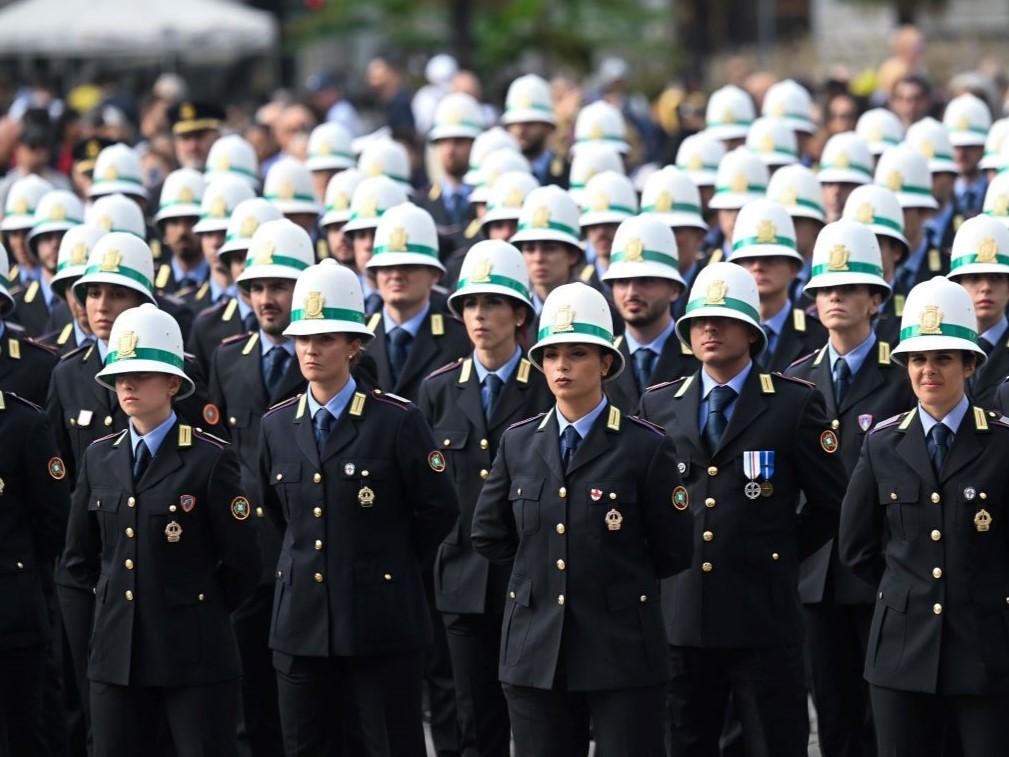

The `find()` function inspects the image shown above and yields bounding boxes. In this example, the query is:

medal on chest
[742,450,775,499]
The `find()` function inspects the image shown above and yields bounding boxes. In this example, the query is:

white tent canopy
[0,0,277,60]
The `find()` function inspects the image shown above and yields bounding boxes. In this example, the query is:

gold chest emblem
[117,330,138,359]
[918,305,944,335]
[705,279,728,305]
[553,304,575,332]
[100,249,121,272]
[304,291,325,319]
[827,244,850,271]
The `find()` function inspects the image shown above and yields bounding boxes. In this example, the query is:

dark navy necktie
[833,358,852,406]
[482,374,503,420]
[632,348,657,394]
[702,386,736,455]
[387,327,413,385]
[132,439,152,482]
[928,423,951,476]
[560,425,581,471]
[313,408,335,449]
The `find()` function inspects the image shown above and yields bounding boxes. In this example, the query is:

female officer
[840,275,1009,756]
[418,239,552,757]
[257,258,458,756]
[62,302,260,756]
[786,220,914,757]
[471,282,692,757]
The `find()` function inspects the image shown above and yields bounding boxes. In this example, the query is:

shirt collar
[306,376,358,421]
[555,394,609,439]
[473,345,523,385]
[19,265,40,285]
[624,318,676,356]
[761,300,792,335]
[96,338,109,362]
[236,296,253,319]
[129,411,177,458]
[260,332,296,357]
[530,149,552,176]
[38,275,53,307]
[383,303,430,337]
[171,257,209,285]
[73,321,92,346]
[980,316,1008,347]
[918,394,970,438]
[828,331,877,376]
[700,360,753,400]
[209,278,228,303]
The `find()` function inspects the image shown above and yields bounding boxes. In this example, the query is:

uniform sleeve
[641,435,692,577]
[471,429,518,563]
[838,436,885,586]
[397,406,459,563]
[207,446,261,611]
[45,369,76,486]
[62,447,101,590]
[417,379,435,425]
[176,358,227,438]
[793,388,846,559]
[995,380,1009,415]
[23,409,71,562]
[205,350,230,442]
[256,421,287,532]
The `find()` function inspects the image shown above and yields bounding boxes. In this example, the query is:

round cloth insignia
[231,496,251,521]
[48,457,67,480]
[428,450,447,473]
[203,403,220,425]
[672,485,689,510]
[820,430,839,454]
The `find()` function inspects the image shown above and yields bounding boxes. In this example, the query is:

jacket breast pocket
[88,490,122,546]
[878,479,919,539]
[435,429,469,454]
[508,478,542,535]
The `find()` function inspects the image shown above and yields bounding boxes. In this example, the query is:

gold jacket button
[313,507,323,518]
[125,527,135,538]
[104,416,113,427]
[276,473,283,481]
[198,593,205,601]
[480,469,489,479]
[931,529,942,542]
[702,530,714,542]
[890,493,897,501]
[443,438,451,446]
[509,591,516,599]
[361,470,370,477]
[314,573,324,583]
[256,507,264,518]
[125,559,134,570]
[559,487,567,498]
[169,504,177,512]
[639,595,648,603]
[314,540,323,551]
[932,603,943,615]
[125,590,134,601]
[831,419,840,430]
[229,416,237,425]
[772,553,780,561]
[932,567,942,579]
[556,559,566,571]
[16,561,24,570]
[127,496,136,508]
[557,594,565,606]
[383,573,392,581]
[702,561,713,572]
[707,466,718,476]
[313,473,322,483]
[555,523,566,535]
[930,492,940,504]
[705,498,716,508]
[480,438,489,450]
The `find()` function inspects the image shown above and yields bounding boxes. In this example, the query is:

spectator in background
[412,53,457,136]
[889,74,932,127]
[877,24,927,96]
[261,102,316,175]
[305,72,361,137]
[368,52,416,139]
[0,116,69,209]
[452,70,497,127]
[243,121,278,168]
[824,91,861,137]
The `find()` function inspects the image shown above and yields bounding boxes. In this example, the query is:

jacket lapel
[839,356,885,415]
[674,371,707,459]
[292,396,321,470]
[940,410,984,483]
[395,317,437,392]
[367,325,395,389]
[84,346,116,412]
[811,346,838,418]
[110,431,134,493]
[565,402,615,477]
[456,361,489,434]
[270,349,306,405]
[895,410,938,490]
[487,366,529,432]
[321,406,360,463]
[715,369,769,456]
[136,422,184,493]
[533,408,565,482]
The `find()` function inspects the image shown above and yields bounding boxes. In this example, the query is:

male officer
[207,219,316,757]
[637,261,847,757]
[169,100,225,172]
[0,244,58,404]
[602,215,695,413]
[152,169,208,298]
[501,74,568,188]
[0,391,70,756]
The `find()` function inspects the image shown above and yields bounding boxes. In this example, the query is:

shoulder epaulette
[371,389,412,408]
[193,428,228,447]
[870,412,907,434]
[507,412,547,430]
[220,332,250,346]
[110,429,130,447]
[241,332,259,355]
[22,337,58,356]
[771,372,815,389]
[878,340,891,365]
[56,322,73,346]
[265,395,300,417]
[23,279,39,303]
[464,219,481,239]
[579,263,595,282]
[787,350,818,370]
[195,282,210,301]
[160,293,184,306]
[60,342,90,361]
[990,411,1009,428]
[155,264,172,289]
[220,298,237,322]
[425,357,463,382]
[626,415,665,435]
[644,376,689,394]
[93,429,125,445]
[4,321,24,334]
[1,391,42,412]
[973,406,989,432]
[792,308,806,333]
[812,343,829,367]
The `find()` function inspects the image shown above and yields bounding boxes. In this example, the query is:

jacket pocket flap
[271,464,301,484]
[878,480,919,505]
[878,581,910,612]
[88,491,121,513]
[508,478,542,501]
[507,575,532,607]
[436,429,469,450]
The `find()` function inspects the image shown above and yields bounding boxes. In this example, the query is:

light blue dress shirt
[129,410,178,459]
[697,361,753,431]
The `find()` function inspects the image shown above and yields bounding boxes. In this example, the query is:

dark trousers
[232,583,283,757]
[275,650,426,757]
[90,678,239,757]
[443,612,510,757]
[666,644,808,757]
[503,682,665,757]
[869,684,1009,757]
[423,571,460,756]
[0,644,45,757]
[804,601,876,757]
[56,584,95,755]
